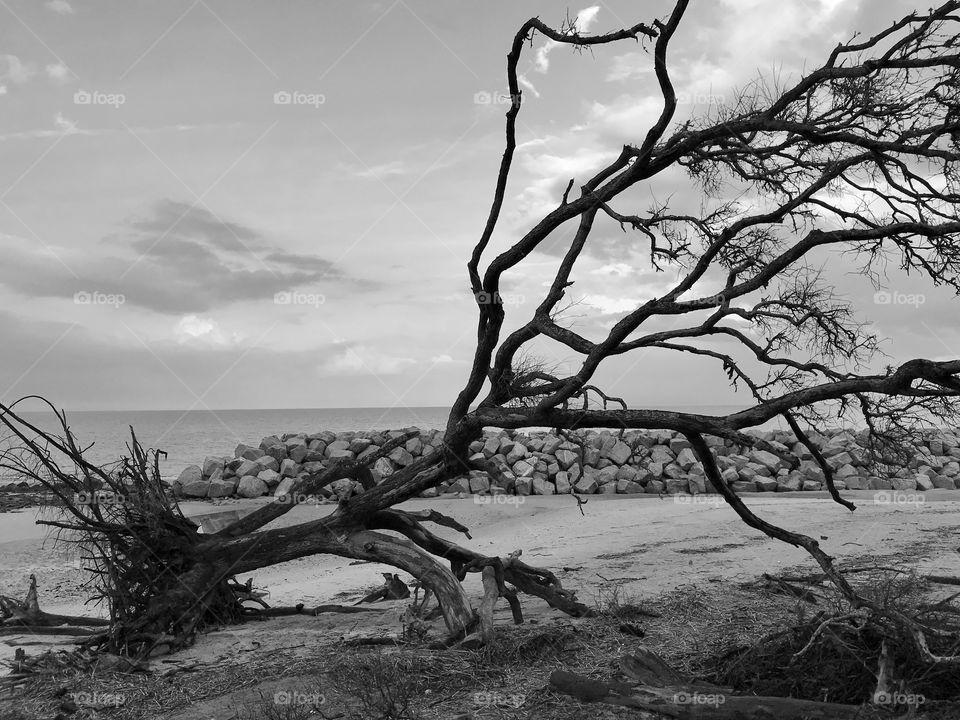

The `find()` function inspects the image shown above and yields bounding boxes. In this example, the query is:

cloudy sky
[0,0,954,412]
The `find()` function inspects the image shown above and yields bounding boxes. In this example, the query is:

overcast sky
[0,0,954,412]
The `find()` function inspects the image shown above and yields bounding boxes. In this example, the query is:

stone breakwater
[171,426,960,501]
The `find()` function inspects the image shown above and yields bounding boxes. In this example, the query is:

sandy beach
[2,491,958,670]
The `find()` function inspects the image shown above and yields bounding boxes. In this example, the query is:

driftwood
[549,648,862,719]
[0,575,108,630]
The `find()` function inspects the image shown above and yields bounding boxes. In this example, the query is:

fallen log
[549,649,863,720]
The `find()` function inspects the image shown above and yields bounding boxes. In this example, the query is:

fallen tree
[1,1,960,692]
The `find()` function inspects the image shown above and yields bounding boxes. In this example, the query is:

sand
[1,491,958,669]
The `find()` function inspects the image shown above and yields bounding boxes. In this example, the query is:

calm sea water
[5,405,750,480]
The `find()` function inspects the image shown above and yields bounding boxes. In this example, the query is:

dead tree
[3,0,960,664]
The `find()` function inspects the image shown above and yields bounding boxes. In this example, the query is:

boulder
[616,479,644,494]
[532,477,555,495]
[236,475,268,498]
[676,448,698,471]
[288,445,309,464]
[372,457,394,481]
[801,480,823,491]
[258,469,281,487]
[262,444,287,463]
[664,478,689,494]
[755,477,778,492]
[512,460,535,478]
[606,441,633,466]
[235,459,260,479]
[449,477,470,494]
[669,437,692,455]
[915,474,935,491]
[202,456,224,478]
[350,438,374,455]
[574,475,598,494]
[515,476,533,495]
[645,480,665,494]
[254,455,280,473]
[731,480,757,493]
[555,449,579,469]
[177,465,203,485]
[207,478,237,498]
[599,482,618,494]
[235,443,264,461]
[891,477,917,491]
[469,474,491,493]
[324,439,351,457]
[505,444,527,465]
[776,475,802,492]
[933,475,957,489]
[274,476,298,499]
[555,471,572,494]
[388,447,414,466]
[748,450,782,473]
[280,459,300,478]
[181,479,209,498]
[649,446,675,465]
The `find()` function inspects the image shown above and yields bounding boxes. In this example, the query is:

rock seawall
[171,427,960,500]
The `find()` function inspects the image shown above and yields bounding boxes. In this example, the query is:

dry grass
[4,564,960,719]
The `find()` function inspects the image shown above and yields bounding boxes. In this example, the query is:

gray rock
[237,475,268,498]
[280,459,300,478]
[202,456,224,478]
[669,437,692,455]
[616,479,644,494]
[801,480,823,491]
[235,459,260,479]
[372,457,394,481]
[731,480,757,493]
[607,441,633,466]
[555,471,571,494]
[574,475,598,494]
[649,445,675,465]
[645,480,665,494]
[262,444,287,463]
[274,476,298,499]
[532,477,555,495]
[664,478,689,494]
[512,459,535,478]
[177,465,203,485]
[688,475,707,494]
[915,474,935,491]
[350,438,374,455]
[181,479,209,498]
[776,475,802,492]
[748,450,782,473]
[676,448,698,471]
[449,477,470,494]
[388,447,414,466]
[755,477,778,492]
[599,482,618,494]
[207,478,237,498]
[324,440,351,457]
[254,455,280,473]
[469,474,490,493]
[933,475,957,489]
[302,461,325,475]
[257,469,281,487]
[555,449,578,469]
[515,476,533,495]
[505,444,527,465]
[288,445,309,464]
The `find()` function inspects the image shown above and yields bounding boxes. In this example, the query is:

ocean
[3,405,751,480]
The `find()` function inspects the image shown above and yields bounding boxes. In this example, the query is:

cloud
[0,200,375,313]
[353,160,408,180]
[44,0,74,14]
[319,344,416,376]
[174,315,243,346]
[534,6,601,73]
[45,62,71,83]
[1,55,33,85]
